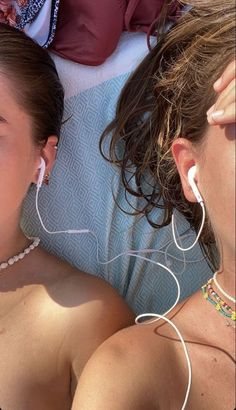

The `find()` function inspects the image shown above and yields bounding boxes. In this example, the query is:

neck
[215,264,236,305]
[0,221,30,265]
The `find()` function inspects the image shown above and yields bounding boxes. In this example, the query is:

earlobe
[171,138,198,203]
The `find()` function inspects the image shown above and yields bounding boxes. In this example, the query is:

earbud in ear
[172,165,205,251]
[37,157,46,189]
[187,165,203,203]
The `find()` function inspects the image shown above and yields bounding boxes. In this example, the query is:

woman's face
[197,123,235,265]
[0,73,40,229]
[173,122,235,270]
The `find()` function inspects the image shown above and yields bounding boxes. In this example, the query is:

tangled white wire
[35,183,193,409]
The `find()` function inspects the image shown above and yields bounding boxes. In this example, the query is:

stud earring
[43,173,50,185]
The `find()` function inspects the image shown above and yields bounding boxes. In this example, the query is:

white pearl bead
[0,262,8,269]
[0,237,40,273]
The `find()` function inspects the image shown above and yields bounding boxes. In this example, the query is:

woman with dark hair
[0,23,133,410]
[73,1,235,408]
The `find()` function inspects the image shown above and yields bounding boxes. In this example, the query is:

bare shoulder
[30,247,134,369]
[72,300,195,409]
[72,322,177,410]
[31,246,134,326]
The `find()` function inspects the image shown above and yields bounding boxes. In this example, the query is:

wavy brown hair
[100,0,235,269]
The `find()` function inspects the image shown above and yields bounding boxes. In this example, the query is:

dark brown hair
[0,23,64,145]
[100,0,235,269]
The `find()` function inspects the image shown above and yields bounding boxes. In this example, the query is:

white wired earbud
[37,157,46,189]
[35,157,197,262]
[187,165,203,204]
[172,165,205,252]
[35,157,196,408]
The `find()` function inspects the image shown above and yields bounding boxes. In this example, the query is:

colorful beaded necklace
[202,278,236,326]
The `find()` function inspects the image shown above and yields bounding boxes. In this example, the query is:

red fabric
[50,0,179,66]
[124,0,164,33]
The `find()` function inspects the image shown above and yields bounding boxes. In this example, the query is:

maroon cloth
[124,0,164,32]
[50,0,180,66]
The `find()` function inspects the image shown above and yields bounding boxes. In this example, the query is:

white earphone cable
[135,311,192,410]
[172,201,205,252]
[34,166,197,409]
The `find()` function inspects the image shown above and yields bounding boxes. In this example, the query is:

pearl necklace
[213,272,236,304]
[0,237,40,272]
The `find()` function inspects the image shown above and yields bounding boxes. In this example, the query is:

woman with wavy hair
[73,1,235,408]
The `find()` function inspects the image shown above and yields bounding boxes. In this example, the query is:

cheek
[195,124,235,254]
[0,139,38,215]
[199,146,235,240]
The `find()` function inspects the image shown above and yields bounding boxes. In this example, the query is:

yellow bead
[231,312,236,321]
[215,303,221,311]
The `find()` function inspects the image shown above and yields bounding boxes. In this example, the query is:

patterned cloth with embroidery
[0,0,60,47]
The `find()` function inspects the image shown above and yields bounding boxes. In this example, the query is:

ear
[33,136,58,184]
[171,138,198,203]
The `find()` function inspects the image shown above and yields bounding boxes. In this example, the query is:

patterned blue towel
[22,33,212,314]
